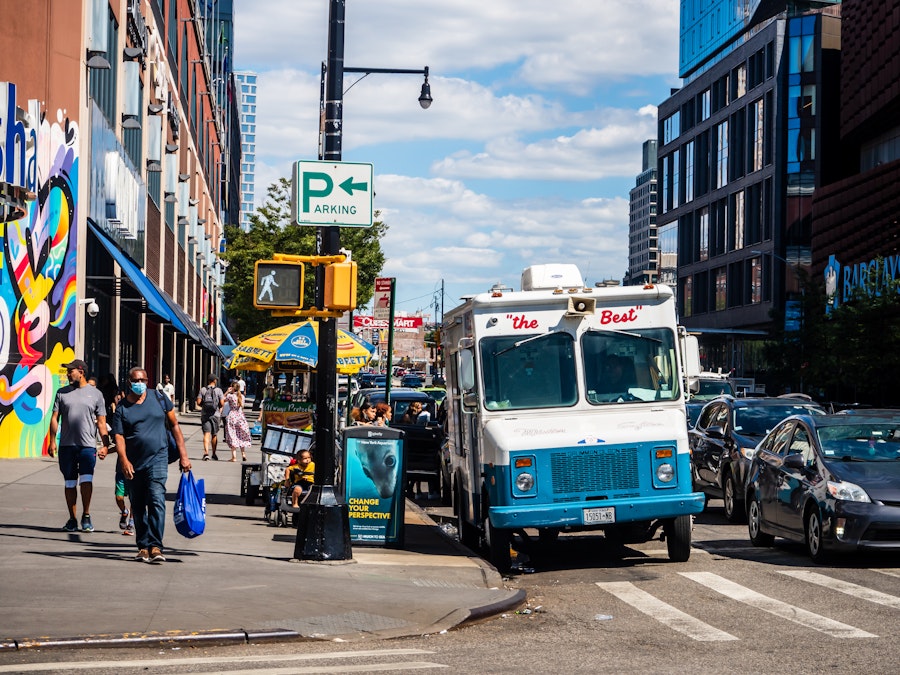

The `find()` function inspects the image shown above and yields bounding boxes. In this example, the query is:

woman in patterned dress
[224,381,251,461]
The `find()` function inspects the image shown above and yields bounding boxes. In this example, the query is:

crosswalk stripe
[780,570,900,609]
[680,572,877,639]
[190,663,447,674]
[596,581,738,642]
[873,568,900,579]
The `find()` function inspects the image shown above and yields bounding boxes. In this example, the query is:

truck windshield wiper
[584,327,662,343]
[493,332,557,357]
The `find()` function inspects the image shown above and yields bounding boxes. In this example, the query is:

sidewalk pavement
[0,406,524,651]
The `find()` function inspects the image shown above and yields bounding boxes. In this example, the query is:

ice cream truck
[443,264,704,571]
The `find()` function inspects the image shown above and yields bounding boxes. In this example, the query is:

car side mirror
[782,453,806,471]
[707,425,725,439]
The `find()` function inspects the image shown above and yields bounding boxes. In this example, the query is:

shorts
[201,415,220,435]
[58,446,97,485]
[115,469,129,498]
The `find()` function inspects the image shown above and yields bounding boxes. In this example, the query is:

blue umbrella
[274,321,375,373]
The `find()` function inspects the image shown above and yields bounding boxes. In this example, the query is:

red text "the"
[507,314,539,329]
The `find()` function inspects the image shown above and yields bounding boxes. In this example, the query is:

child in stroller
[268,450,315,527]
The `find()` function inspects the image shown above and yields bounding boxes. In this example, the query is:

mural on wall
[0,89,78,457]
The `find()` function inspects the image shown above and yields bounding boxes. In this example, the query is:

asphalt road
[3,499,898,674]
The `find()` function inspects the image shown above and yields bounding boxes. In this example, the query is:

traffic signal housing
[324,260,358,311]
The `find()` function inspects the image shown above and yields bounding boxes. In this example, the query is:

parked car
[746,413,900,562]
[400,373,425,388]
[689,396,826,521]
[419,386,447,405]
[358,372,379,389]
[686,374,736,428]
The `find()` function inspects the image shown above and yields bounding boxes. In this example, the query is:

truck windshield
[480,332,578,410]
[582,327,680,404]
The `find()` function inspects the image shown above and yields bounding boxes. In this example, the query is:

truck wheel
[455,482,479,551]
[440,471,452,506]
[245,484,259,506]
[664,515,692,562]
[486,517,512,573]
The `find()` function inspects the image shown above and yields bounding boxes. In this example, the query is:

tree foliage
[221,177,387,342]
[764,261,900,406]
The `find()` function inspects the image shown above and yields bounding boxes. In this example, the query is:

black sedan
[746,414,900,562]
[689,396,825,522]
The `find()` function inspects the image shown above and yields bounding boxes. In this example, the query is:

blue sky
[234,0,681,318]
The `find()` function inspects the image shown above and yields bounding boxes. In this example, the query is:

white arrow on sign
[291,160,374,228]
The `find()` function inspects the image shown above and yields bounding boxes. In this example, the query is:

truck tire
[664,515,692,562]
[455,482,480,551]
[440,470,452,506]
[486,517,512,573]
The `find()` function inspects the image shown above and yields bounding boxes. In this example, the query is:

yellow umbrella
[229,321,374,374]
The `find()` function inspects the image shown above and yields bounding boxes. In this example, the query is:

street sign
[373,277,393,320]
[291,160,374,227]
[253,260,305,310]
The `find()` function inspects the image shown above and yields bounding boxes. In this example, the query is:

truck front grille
[549,447,640,493]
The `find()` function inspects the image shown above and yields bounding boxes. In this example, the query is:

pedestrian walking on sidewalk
[48,359,111,533]
[156,374,175,404]
[224,381,251,461]
[196,374,224,460]
[98,373,134,534]
[112,367,191,563]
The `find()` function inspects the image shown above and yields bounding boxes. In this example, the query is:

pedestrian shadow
[204,492,247,506]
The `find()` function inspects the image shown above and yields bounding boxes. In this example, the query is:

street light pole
[294,0,351,562]
[295,0,433,562]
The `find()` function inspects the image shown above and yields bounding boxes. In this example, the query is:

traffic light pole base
[292,485,353,561]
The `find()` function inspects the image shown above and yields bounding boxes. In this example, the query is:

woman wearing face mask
[111,367,190,564]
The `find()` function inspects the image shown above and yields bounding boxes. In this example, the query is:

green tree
[221,177,387,341]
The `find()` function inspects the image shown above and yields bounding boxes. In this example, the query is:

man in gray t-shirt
[49,359,110,533]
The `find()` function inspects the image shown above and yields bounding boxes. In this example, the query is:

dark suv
[689,396,826,521]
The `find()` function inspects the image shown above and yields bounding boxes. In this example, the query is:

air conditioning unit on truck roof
[520,264,584,291]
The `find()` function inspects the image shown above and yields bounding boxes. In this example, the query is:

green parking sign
[291,160,374,227]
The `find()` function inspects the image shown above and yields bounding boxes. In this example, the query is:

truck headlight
[515,472,535,492]
[656,463,675,482]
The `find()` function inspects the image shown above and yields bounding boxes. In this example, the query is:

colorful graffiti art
[0,105,78,457]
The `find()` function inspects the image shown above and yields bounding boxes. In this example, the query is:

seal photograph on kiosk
[343,426,406,546]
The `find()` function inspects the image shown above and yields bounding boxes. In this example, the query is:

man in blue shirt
[112,366,191,563]
[48,359,110,533]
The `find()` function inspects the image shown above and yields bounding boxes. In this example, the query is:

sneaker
[148,547,166,564]
[135,548,149,562]
[123,520,135,536]
[80,515,94,533]
[62,518,78,532]
[119,510,129,530]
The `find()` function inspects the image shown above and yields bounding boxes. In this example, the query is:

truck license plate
[583,507,615,524]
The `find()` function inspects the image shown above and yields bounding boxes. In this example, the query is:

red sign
[374,277,393,320]
[354,315,423,332]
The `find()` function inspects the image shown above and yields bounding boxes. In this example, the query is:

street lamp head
[418,66,433,109]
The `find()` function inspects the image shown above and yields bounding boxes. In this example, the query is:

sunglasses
[130,377,148,383]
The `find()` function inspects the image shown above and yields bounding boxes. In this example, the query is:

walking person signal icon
[253,261,305,310]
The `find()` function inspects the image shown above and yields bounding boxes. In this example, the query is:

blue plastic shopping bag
[173,470,206,538]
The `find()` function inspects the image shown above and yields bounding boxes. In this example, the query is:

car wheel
[723,475,745,523]
[664,515,692,562]
[806,508,829,563]
[748,496,775,547]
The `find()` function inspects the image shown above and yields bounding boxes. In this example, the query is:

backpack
[200,386,218,415]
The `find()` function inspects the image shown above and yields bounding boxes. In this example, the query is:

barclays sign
[825,253,900,313]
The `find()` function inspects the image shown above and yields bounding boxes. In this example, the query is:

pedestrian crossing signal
[253,261,305,310]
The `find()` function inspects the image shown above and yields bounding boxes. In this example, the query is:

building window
[731,64,746,100]
[682,275,693,318]
[672,149,681,209]
[750,98,764,173]
[699,89,710,122]
[663,111,680,144]
[698,207,709,262]
[715,267,726,311]
[750,257,762,304]
[684,141,694,203]
[729,190,744,251]
[716,120,728,189]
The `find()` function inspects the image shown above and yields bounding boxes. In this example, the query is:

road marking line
[680,572,877,638]
[780,570,900,609]
[596,581,738,642]
[872,568,900,579]
[0,649,437,673]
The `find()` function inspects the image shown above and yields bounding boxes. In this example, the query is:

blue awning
[158,289,226,359]
[88,221,187,332]
[219,320,237,346]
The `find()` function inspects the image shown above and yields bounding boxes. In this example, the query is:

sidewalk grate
[260,611,409,637]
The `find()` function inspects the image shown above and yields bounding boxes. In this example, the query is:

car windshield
[582,327,680,405]
[817,423,900,461]
[734,404,824,436]
[480,332,578,410]
[694,379,735,399]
